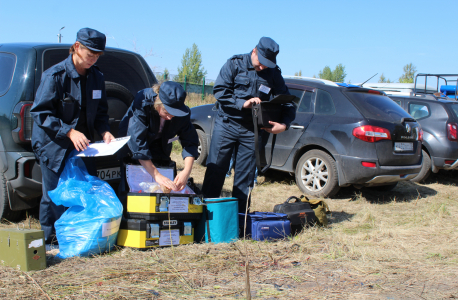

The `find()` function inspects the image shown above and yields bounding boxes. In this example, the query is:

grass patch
[1,157,458,299]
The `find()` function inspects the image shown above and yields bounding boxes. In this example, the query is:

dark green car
[0,43,157,220]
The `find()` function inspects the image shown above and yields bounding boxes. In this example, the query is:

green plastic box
[0,228,47,271]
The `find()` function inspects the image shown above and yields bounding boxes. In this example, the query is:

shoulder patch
[50,64,65,75]
[230,54,244,60]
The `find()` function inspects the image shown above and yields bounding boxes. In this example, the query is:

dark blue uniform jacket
[30,54,110,173]
[118,88,198,161]
[213,53,296,126]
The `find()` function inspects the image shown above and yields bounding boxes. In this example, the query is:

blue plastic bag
[49,153,123,259]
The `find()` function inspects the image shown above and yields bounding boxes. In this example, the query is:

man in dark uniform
[31,28,115,244]
[201,37,296,212]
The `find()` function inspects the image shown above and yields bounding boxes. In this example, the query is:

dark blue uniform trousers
[40,149,96,244]
[202,116,257,213]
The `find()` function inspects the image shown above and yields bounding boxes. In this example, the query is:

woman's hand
[154,173,177,191]
[67,129,90,151]
[102,131,115,144]
[174,171,190,191]
[173,156,195,191]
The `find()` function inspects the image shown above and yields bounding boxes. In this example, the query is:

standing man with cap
[201,37,296,212]
[118,81,199,192]
[31,28,115,244]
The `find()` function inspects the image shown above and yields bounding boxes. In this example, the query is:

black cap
[76,28,106,52]
[256,37,279,68]
[159,82,188,117]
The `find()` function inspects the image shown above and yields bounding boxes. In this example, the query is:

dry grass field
[1,94,457,299]
[1,151,457,299]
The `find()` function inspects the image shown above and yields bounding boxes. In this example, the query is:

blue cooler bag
[196,198,239,244]
[239,212,291,241]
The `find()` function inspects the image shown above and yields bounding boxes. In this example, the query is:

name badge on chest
[92,90,102,99]
[259,84,271,94]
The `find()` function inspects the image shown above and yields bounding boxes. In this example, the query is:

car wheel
[411,149,432,183]
[0,174,22,221]
[295,150,339,198]
[105,81,134,137]
[195,129,207,166]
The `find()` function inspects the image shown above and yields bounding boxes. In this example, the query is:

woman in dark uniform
[31,28,115,244]
[119,81,198,192]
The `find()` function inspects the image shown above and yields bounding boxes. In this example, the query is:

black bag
[252,94,295,173]
[273,196,317,234]
[252,94,296,128]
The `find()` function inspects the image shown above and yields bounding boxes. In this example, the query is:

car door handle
[290,125,304,129]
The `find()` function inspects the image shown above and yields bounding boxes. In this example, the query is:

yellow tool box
[117,218,194,248]
[0,228,47,271]
[125,193,203,220]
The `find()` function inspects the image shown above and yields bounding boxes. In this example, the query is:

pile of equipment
[117,191,204,248]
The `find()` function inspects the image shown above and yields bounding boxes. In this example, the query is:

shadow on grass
[328,210,355,224]
[262,169,295,185]
[424,169,458,186]
[333,182,437,204]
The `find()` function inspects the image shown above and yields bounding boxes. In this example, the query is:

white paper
[259,84,271,94]
[93,90,102,99]
[101,217,121,237]
[28,238,43,248]
[77,136,130,157]
[159,229,180,246]
[126,165,174,193]
[169,197,189,213]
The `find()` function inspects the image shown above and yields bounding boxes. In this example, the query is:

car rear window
[42,49,152,96]
[448,103,458,119]
[344,90,412,121]
[0,52,16,97]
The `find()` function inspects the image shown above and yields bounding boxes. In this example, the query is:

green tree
[398,63,417,83]
[318,64,346,82]
[294,70,302,76]
[332,64,346,83]
[163,68,170,80]
[378,73,392,83]
[175,43,207,84]
[318,66,333,81]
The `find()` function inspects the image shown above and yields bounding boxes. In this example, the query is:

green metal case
[0,228,47,271]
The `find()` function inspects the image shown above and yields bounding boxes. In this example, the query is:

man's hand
[67,129,90,151]
[261,121,287,134]
[242,97,261,109]
[154,173,178,191]
[102,131,115,144]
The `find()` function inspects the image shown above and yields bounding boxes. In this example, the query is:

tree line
[294,63,417,84]
[161,43,418,86]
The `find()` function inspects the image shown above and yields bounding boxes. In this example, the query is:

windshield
[343,91,412,122]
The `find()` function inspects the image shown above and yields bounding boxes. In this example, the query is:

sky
[1,0,457,84]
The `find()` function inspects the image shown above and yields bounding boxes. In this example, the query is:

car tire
[410,149,432,183]
[195,129,207,166]
[0,174,22,221]
[105,81,134,136]
[295,150,340,198]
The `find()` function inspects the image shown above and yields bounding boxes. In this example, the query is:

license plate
[394,142,413,152]
[97,167,121,180]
